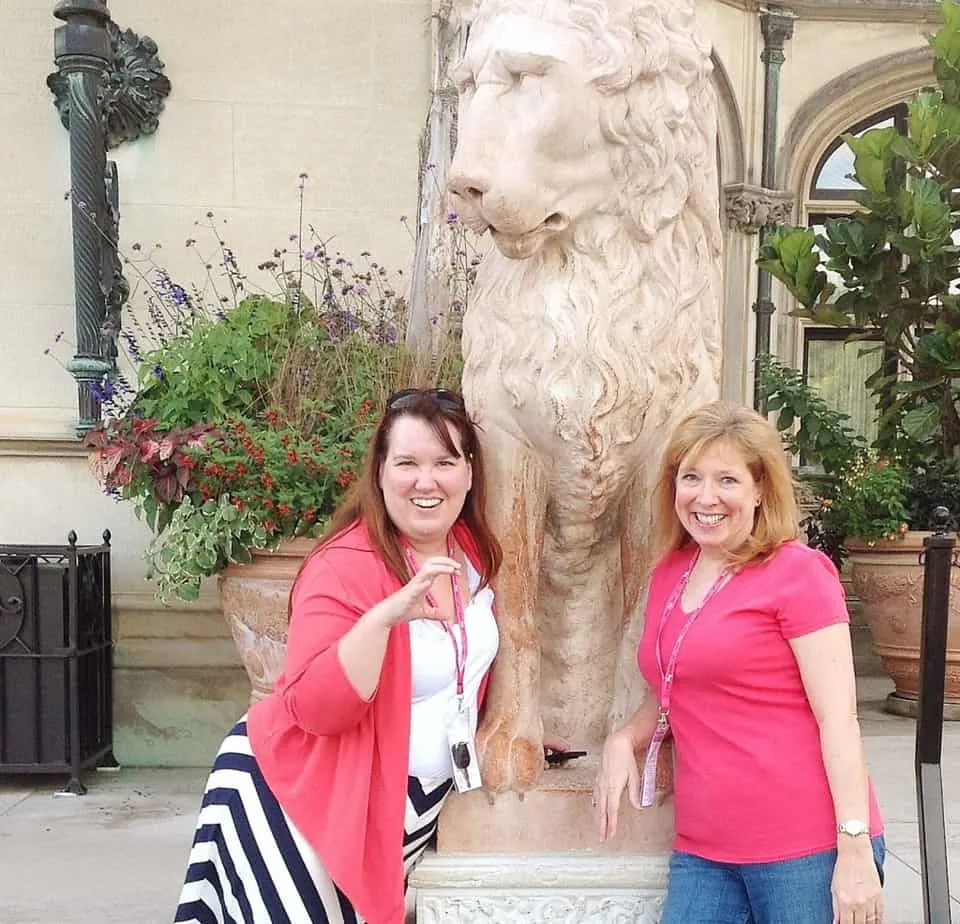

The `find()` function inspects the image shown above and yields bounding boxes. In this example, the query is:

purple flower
[152,365,165,380]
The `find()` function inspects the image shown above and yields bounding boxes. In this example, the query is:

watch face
[839,820,869,837]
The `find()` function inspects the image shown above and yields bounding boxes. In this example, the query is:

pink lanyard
[639,552,731,807]
[403,536,469,700]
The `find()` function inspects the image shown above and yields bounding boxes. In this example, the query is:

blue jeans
[660,836,885,924]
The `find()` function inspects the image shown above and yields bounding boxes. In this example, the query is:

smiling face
[378,415,473,550]
[674,440,762,561]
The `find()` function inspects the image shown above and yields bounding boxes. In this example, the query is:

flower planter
[218,538,316,704]
[846,532,960,719]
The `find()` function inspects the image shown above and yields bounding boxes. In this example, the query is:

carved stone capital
[761,8,796,49]
[724,184,795,234]
[48,19,171,149]
[411,852,668,923]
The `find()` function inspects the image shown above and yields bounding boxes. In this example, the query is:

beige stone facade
[0,0,941,765]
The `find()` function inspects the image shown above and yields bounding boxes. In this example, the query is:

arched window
[799,105,908,444]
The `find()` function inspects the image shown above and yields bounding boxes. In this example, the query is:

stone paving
[0,675,957,923]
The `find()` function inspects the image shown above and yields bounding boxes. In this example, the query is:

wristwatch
[837,819,870,838]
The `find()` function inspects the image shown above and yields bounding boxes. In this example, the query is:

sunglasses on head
[385,388,465,412]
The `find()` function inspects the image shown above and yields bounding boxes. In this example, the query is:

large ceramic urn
[846,531,960,718]
[218,538,316,704]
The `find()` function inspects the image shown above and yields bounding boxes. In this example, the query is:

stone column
[751,7,795,410]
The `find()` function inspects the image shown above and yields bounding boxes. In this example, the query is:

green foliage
[144,496,271,603]
[759,2,960,550]
[133,295,291,428]
[820,453,910,544]
[757,357,955,546]
[759,1,960,464]
[756,354,866,478]
[83,196,466,602]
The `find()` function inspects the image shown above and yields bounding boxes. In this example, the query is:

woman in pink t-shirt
[594,401,884,924]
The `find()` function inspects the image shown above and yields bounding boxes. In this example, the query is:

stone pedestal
[410,757,673,921]
[413,854,668,922]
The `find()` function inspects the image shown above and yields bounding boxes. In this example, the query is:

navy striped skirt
[174,719,452,924]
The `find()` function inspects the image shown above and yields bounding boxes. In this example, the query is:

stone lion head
[448,0,718,260]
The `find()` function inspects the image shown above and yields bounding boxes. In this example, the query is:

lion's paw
[477,717,543,794]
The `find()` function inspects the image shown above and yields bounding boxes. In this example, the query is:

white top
[407,561,498,779]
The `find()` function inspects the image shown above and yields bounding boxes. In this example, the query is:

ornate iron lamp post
[52,0,114,436]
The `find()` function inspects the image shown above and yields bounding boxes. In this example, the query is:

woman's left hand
[832,842,883,924]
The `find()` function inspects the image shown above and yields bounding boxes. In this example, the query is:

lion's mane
[460,0,722,459]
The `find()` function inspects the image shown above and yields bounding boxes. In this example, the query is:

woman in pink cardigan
[175,388,502,924]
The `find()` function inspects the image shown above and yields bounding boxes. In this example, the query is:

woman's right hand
[594,726,643,840]
[375,556,462,628]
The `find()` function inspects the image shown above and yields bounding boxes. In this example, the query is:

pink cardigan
[246,519,489,924]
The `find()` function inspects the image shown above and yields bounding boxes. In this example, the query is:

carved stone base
[411,853,668,922]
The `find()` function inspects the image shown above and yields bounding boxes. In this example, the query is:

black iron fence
[916,507,956,924]
[0,531,115,793]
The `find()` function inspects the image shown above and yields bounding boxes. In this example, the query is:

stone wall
[0,0,431,766]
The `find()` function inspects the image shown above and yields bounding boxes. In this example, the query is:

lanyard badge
[639,554,731,807]
[404,537,482,792]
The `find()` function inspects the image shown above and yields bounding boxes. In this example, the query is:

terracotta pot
[218,538,316,704]
[846,531,960,719]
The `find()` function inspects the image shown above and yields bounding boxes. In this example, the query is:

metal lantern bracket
[46,12,171,150]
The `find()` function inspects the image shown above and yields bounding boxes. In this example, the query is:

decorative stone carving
[48,19,171,150]
[760,6,796,68]
[448,0,723,791]
[419,896,662,922]
[724,183,795,234]
[412,853,668,923]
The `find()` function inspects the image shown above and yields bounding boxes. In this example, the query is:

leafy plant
[757,354,955,557]
[755,1,960,553]
[820,453,910,545]
[757,355,867,476]
[78,178,464,601]
[759,0,960,466]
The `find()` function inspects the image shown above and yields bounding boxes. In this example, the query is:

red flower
[286,450,299,464]
[277,503,290,516]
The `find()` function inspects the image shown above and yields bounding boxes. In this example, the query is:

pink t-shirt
[638,540,883,863]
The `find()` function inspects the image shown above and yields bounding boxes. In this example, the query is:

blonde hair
[651,401,799,566]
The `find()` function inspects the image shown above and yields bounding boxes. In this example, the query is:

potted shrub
[81,199,462,700]
[755,3,960,714]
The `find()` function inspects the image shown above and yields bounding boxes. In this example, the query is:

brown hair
[651,401,799,566]
[290,391,502,612]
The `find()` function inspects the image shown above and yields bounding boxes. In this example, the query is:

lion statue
[447,0,723,793]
